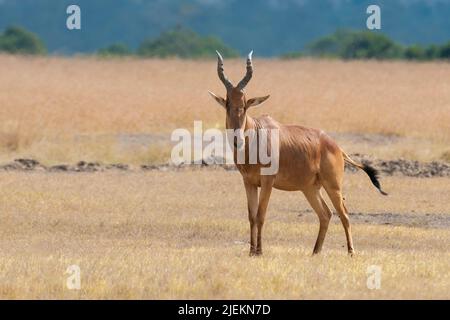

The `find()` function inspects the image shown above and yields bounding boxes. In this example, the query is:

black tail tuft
[362,164,388,196]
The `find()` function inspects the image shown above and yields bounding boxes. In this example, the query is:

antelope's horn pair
[216,50,253,92]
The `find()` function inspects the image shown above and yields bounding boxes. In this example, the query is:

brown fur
[210,54,386,256]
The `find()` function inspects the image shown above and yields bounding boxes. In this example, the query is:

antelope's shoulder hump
[254,114,280,129]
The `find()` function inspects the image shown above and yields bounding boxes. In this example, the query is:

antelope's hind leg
[323,186,355,255]
[303,188,332,255]
[320,147,355,255]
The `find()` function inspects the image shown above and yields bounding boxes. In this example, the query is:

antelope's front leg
[255,176,275,255]
[244,181,258,256]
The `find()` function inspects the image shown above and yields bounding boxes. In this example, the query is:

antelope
[208,51,387,256]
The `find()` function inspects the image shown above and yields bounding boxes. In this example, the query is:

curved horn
[216,50,233,91]
[237,50,253,91]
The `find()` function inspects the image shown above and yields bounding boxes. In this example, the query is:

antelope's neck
[244,115,256,131]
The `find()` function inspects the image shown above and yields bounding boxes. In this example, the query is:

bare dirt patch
[1,156,450,177]
[296,209,450,229]
[345,154,450,177]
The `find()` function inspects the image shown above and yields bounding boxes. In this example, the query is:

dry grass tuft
[440,150,450,163]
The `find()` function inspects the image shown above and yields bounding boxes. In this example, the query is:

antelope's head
[209,51,270,148]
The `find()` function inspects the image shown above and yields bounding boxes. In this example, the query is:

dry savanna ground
[0,170,449,299]
[0,55,449,299]
[0,54,449,164]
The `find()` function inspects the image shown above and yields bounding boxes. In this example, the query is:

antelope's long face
[226,89,247,131]
[209,51,270,148]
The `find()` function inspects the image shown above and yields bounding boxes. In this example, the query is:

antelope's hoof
[348,250,355,257]
[249,250,262,257]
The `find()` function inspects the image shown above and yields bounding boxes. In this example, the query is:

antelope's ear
[208,91,226,109]
[247,95,270,108]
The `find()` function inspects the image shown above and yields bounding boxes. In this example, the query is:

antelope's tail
[341,150,388,196]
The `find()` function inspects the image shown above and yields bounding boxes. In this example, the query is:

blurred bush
[439,41,450,59]
[98,43,133,57]
[137,26,238,58]
[0,26,46,55]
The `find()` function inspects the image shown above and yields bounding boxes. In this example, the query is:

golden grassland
[0,54,449,300]
[0,54,450,165]
[0,170,448,299]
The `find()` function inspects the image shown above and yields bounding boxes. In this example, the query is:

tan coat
[209,51,387,256]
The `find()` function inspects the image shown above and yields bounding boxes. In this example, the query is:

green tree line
[0,25,238,59]
[2,25,450,60]
[282,29,450,60]
[98,27,238,58]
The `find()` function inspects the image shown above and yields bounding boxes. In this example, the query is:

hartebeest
[209,51,387,256]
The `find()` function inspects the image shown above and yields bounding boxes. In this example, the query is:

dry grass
[1,54,449,299]
[0,54,450,164]
[0,170,448,299]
